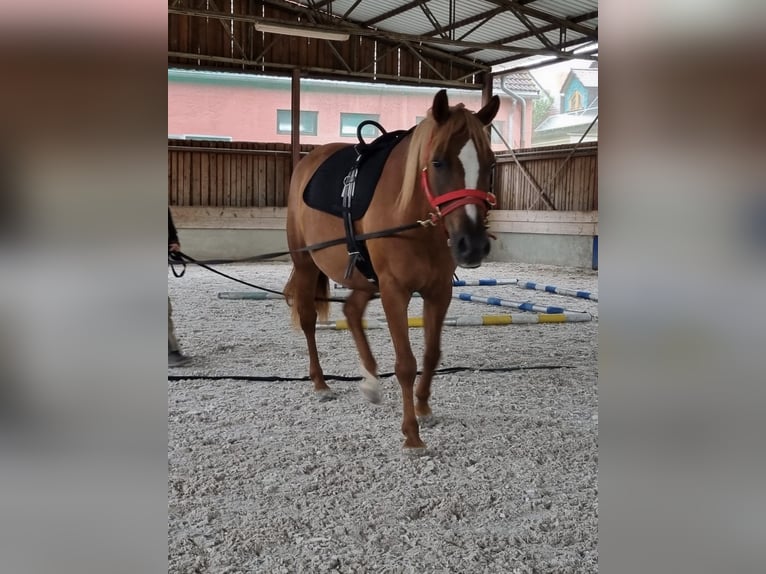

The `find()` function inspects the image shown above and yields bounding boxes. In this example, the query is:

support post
[291,68,301,174]
[482,72,493,140]
[482,71,493,107]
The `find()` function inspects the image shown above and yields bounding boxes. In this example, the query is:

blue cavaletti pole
[453,292,590,316]
[451,278,519,287]
[516,281,597,302]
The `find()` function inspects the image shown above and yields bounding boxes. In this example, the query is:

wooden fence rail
[494,143,598,211]
[167,139,313,208]
[169,140,597,211]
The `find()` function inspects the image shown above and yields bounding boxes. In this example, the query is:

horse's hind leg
[285,257,333,400]
[415,286,451,419]
[343,289,381,404]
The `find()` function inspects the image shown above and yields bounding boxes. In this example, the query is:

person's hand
[168,241,184,264]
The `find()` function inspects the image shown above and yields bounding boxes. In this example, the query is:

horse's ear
[431,89,450,124]
[475,95,500,126]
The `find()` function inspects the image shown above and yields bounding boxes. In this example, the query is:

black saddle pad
[303,129,411,221]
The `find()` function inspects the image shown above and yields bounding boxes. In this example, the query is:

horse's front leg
[342,288,381,404]
[379,282,423,449]
[415,284,451,419]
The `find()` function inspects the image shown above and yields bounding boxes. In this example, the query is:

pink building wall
[168,75,534,150]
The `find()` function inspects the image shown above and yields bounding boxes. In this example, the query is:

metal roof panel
[290,0,598,68]
[211,1,599,77]
[531,0,599,20]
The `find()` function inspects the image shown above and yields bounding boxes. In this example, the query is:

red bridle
[420,166,497,224]
[418,130,497,224]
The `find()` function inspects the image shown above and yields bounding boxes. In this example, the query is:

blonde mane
[395,104,493,213]
[396,116,434,212]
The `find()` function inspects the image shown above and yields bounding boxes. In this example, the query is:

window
[569,91,583,112]
[277,110,318,136]
[340,113,381,138]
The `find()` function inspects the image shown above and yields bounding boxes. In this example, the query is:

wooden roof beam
[340,0,364,21]
[508,5,557,52]
[168,7,488,71]
[309,0,335,9]
[485,1,598,40]
[362,0,432,27]
[453,11,597,57]
[401,41,447,80]
[418,2,449,40]
[488,41,598,69]
[168,51,485,89]
[372,30,587,56]
[446,7,507,38]
[169,6,579,61]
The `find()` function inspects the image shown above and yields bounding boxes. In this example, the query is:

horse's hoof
[417,414,437,428]
[359,380,382,404]
[315,389,336,402]
[359,367,382,404]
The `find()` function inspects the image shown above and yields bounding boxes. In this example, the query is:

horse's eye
[431,159,444,168]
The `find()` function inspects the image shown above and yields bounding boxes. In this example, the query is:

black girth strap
[341,149,377,282]
[340,120,413,284]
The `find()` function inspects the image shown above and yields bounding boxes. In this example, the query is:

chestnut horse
[284,90,499,449]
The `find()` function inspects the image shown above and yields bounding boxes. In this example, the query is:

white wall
[172,207,597,268]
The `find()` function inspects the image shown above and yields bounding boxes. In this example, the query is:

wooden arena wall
[494,143,598,212]
[168,140,598,212]
[168,139,598,267]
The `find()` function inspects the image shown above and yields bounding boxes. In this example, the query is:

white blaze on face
[458,139,480,223]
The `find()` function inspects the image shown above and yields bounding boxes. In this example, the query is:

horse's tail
[283,267,330,329]
[314,272,330,323]
[283,268,300,329]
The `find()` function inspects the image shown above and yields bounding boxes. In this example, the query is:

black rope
[168,364,571,382]
[173,221,427,267]
[168,251,186,277]
[172,251,348,303]
[169,220,428,302]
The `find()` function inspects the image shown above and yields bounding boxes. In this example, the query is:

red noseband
[420,168,497,222]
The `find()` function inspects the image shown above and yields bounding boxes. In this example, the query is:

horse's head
[422,89,500,268]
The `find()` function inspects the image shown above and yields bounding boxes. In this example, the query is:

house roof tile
[493,70,541,96]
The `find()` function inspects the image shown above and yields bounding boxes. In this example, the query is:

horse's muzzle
[452,230,491,268]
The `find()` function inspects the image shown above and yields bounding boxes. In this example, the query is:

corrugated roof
[171,1,598,86]
[532,0,599,20]
[297,0,599,71]
[536,111,598,132]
